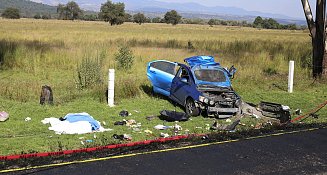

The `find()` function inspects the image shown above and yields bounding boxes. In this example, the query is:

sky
[159,0,316,19]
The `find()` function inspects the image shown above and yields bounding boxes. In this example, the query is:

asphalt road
[8,128,327,175]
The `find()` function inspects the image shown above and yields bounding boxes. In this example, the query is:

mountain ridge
[31,0,303,21]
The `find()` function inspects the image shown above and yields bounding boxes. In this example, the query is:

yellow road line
[0,127,323,174]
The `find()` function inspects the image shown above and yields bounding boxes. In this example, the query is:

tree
[57,3,66,19]
[124,13,132,22]
[34,13,41,19]
[152,17,162,23]
[164,10,181,25]
[1,8,20,19]
[99,1,126,26]
[57,1,82,20]
[301,0,327,77]
[253,16,263,28]
[208,19,217,26]
[133,13,146,25]
[66,1,82,20]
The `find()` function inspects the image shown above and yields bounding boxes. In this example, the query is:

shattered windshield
[194,69,226,82]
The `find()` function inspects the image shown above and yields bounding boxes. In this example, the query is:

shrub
[115,45,134,71]
[76,57,103,89]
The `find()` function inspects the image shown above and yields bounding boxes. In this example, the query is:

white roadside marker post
[108,69,115,107]
[288,61,294,93]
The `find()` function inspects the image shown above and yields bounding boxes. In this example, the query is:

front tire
[185,98,200,117]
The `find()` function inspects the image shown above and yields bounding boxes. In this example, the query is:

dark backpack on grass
[40,85,53,105]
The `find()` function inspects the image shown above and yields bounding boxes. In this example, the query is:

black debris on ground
[0,122,326,171]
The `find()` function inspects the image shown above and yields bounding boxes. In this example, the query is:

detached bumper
[207,107,239,113]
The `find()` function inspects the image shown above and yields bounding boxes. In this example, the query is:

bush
[76,57,103,89]
[115,45,134,71]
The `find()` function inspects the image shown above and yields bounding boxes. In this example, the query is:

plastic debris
[174,124,182,131]
[112,134,132,141]
[102,121,107,126]
[154,125,172,130]
[160,133,170,138]
[86,140,93,143]
[0,111,9,122]
[126,119,136,127]
[226,119,232,123]
[25,117,32,122]
[201,135,209,140]
[144,129,153,134]
[132,128,141,132]
[133,110,140,113]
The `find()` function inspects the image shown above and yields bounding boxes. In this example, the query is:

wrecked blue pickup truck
[147,56,242,118]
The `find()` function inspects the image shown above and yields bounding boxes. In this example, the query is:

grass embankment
[0,19,326,156]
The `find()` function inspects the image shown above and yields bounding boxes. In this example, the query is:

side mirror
[181,78,188,83]
[228,65,237,79]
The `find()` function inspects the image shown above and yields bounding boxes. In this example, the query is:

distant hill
[0,0,57,17]
[31,0,306,25]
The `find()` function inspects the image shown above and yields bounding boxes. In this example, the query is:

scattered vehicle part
[159,110,189,122]
[295,109,302,115]
[0,111,9,122]
[114,120,126,125]
[210,120,240,131]
[119,110,129,117]
[259,102,291,123]
[147,56,241,118]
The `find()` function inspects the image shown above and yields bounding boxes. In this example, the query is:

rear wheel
[185,98,200,117]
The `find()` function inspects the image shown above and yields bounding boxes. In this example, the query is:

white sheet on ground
[41,117,112,135]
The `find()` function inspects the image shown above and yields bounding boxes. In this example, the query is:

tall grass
[0,19,314,104]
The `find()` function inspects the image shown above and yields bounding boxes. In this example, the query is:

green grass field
[0,19,326,156]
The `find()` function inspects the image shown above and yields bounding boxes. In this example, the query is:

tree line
[1,0,304,30]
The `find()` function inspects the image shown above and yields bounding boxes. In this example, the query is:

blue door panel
[147,61,177,97]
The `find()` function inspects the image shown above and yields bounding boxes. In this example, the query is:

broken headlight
[199,96,209,104]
